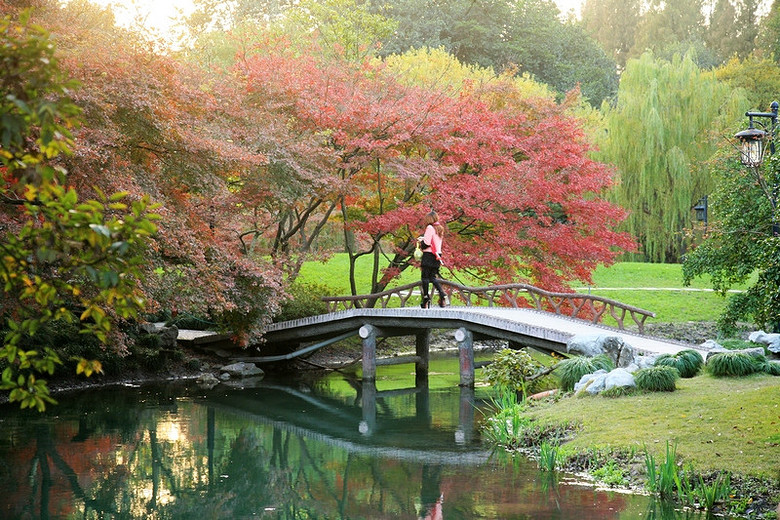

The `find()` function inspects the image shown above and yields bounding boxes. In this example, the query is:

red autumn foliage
[5,2,286,345]
[4,1,635,343]
[240,44,635,293]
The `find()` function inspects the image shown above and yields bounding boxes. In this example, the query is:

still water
[0,356,709,520]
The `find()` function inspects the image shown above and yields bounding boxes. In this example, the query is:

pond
[0,355,711,519]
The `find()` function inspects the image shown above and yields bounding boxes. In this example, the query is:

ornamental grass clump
[555,354,614,392]
[654,349,703,378]
[760,359,780,376]
[707,351,760,377]
[635,365,678,392]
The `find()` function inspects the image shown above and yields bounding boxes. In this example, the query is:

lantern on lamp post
[734,101,780,236]
[693,195,708,228]
[734,126,769,167]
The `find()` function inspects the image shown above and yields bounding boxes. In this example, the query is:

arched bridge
[247,281,698,388]
[321,280,656,332]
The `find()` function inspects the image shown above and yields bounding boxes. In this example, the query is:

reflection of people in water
[419,465,444,520]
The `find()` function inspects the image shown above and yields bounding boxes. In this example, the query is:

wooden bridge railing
[322,280,655,333]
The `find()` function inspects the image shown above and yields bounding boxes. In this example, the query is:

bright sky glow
[71,0,585,37]
[73,0,196,36]
[555,0,584,18]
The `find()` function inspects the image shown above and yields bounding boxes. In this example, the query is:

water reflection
[0,372,711,519]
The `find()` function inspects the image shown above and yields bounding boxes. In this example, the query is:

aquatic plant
[635,366,678,392]
[644,441,679,499]
[537,441,559,472]
[654,349,703,378]
[483,390,532,448]
[591,460,628,487]
[555,354,614,392]
[695,472,731,511]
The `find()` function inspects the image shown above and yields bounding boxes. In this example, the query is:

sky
[77,0,585,36]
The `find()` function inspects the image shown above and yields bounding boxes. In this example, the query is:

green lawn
[298,256,747,324]
[527,373,780,478]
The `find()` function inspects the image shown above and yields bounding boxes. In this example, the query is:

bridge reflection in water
[0,377,702,519]
[209,378,484,463]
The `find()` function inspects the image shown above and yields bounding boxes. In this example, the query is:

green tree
[0,11,160,410]
[599,51,746,262]
[734,0,760,59]
[379,0,618,106]
[707,0,759,62]
[379,0,513,70]
[630,0,705,61]
[706,0,739,61]
[683,152,780,333]
[581,0,640,70]
[758,0,780,61]
[715,55,780,115]
[279,0,397,61]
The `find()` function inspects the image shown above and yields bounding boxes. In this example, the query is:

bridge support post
[359,379,377,436]
[456,385,475,445]
[359,324,378,381]
[455,327,474,387]
[415,330,430,387]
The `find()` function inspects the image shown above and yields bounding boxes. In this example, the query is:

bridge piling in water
[359,324,378,381]
[361,323,476,387]
[415,330,430,387]
[455,327,475,387]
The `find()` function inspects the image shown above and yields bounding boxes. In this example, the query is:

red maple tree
[240,43,635,295]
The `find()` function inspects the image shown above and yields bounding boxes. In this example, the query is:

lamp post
[734,101,780,236]
[693,195,708,230]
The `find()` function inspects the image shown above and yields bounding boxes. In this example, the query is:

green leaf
[89,224,111,237]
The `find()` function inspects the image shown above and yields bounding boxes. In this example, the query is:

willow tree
[599,51,746,262]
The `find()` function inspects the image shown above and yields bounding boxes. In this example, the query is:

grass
[525,372,780,478]
[298,257,749,324]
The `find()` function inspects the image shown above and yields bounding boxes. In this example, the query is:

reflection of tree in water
[214,427,271,515]
[0,384,666,519]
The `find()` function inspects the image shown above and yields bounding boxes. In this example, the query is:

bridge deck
[265,307,697,357]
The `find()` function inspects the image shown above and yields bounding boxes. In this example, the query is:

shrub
[165,313,215,331]
[483,348,541,396]
[555,354,614,392]
[654,349,704,378]
[273,281,332,322]
[707,351,760,377]
[635,366,678,392]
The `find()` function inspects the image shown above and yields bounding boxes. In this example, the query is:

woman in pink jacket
[418,211,447,308]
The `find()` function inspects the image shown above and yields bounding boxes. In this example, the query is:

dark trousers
[420,252,445,301]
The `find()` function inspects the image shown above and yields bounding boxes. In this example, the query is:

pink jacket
[424,224,443,260]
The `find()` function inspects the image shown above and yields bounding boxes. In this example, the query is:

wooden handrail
[321,280,656,333]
